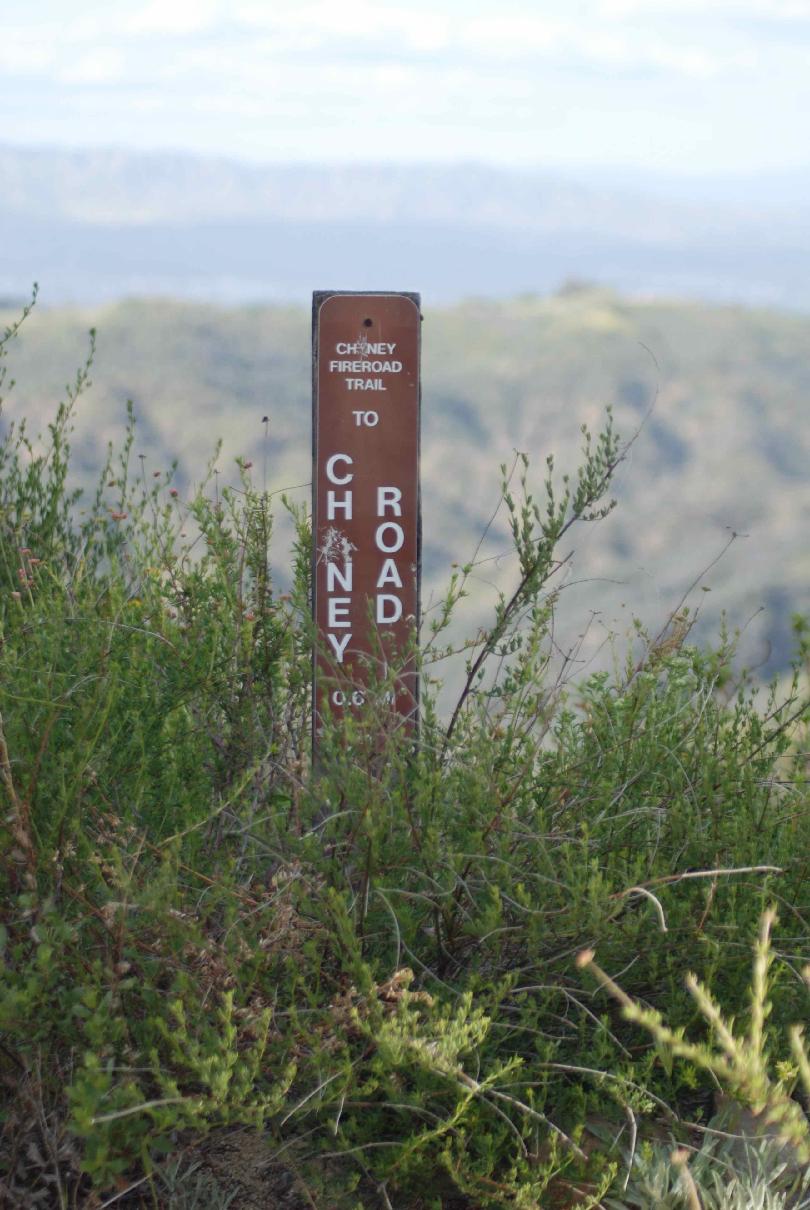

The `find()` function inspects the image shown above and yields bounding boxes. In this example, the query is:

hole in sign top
[312,291,421,747]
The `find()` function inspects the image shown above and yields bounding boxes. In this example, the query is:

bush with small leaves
[1,300,809,1206]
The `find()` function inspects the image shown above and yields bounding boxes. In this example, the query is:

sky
[2,0,810,173]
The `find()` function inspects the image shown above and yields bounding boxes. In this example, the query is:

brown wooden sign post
[312,291,421,751]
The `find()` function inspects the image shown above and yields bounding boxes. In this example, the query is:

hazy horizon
[5,135,810,183]
[3,141,810,312]
[4,3,809,309]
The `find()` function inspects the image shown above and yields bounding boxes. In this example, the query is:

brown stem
[443,445,624,755]
[0,711,36,886]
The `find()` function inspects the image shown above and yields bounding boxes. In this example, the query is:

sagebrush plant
[1,300,809,1207]
[606,1136,810,1210]
[580,908,810,1158]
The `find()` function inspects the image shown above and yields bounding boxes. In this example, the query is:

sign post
[312,291,421,753]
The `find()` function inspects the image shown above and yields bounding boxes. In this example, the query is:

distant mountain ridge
[1,144,810,308]
[0,145,717,233]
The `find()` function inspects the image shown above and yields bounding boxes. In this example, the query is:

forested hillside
[5,286,810,677]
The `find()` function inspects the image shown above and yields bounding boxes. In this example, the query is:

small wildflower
[110,511,128,521]
[169,489,178,498]
[153,470,161,477]
[243,460,253,469]
[244,611,256,621]
[10,591,21,600]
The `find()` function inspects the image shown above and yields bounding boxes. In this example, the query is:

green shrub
[1,303,809,1206]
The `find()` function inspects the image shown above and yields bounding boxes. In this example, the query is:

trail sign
[312,291,421,747]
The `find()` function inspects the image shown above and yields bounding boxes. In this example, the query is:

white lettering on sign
[345,378,386,391]
[321,459,411,686]
[327,490,352,520]
[329,360,402,374]
[335,342,397,355]
[327,633,352,662]
[377,486,402,517]
[376,558,403,588]
[352,410,379,426]
[326,453,353,484]
[327,561,352,592]
[376,594,403,624]
[328,597,351,628]
[325,341,405,406]
[375,522,404,553]
[331,689,366,706]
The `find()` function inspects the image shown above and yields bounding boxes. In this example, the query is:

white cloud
[0,0,786,88]
[461,15,569,55]
[452,13,747,78]
[1,0,808,171]
[597,0,810,18]
[59,47,126,84]
[572,29,752,77]
[229,2,452,53]
[122,0,222,35]
[0,34,57,75]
